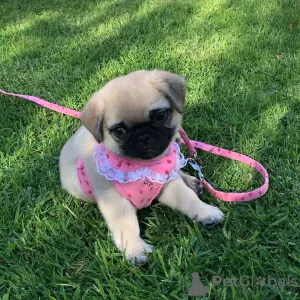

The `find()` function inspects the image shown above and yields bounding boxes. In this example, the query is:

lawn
[0,0,299,299]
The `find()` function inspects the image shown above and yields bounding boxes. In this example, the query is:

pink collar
[1,89,269,202]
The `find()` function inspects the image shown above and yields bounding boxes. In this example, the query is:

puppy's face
[80,70,186,160]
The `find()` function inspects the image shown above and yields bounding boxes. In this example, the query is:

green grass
[1,0,299,298]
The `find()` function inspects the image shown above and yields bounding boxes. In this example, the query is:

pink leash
[179,128,269,202]
[1,89,269,202]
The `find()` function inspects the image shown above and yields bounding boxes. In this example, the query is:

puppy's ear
[151,70,186,113]
[80,92,104,143]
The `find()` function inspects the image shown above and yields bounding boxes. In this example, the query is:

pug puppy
[59,70,224,264]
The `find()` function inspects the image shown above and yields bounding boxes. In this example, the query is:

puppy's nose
[139,133,151,146]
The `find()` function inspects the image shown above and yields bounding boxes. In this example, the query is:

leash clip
[188,158,204,182]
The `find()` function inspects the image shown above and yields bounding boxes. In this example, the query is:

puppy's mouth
[121,125,175,160]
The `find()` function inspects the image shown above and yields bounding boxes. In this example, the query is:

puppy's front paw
[125,239,153,265]
[193,205,224,228]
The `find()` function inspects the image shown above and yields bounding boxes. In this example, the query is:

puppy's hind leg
[96,193,152,264]
[179,171,203,198]
[158,177,224,227]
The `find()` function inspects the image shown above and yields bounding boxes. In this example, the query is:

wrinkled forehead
[103,80,171,127]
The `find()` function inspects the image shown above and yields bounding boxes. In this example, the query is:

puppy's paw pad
[197,206,224,228]
[202,216,223,228]
[129,253,148,265]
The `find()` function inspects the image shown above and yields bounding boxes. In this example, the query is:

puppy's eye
[150,109,169,123]
[112,127,126,138]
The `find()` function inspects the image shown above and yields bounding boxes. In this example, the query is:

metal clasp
[188,158,204,182]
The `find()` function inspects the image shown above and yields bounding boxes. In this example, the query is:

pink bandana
[77,142,187,209]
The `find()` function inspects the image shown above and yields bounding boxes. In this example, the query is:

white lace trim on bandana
[93,142,187,184]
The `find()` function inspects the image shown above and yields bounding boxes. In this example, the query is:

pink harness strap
[77,156,165,208]
[92,142,185,208]
[77,158,97,200]
[1,89,269,202]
